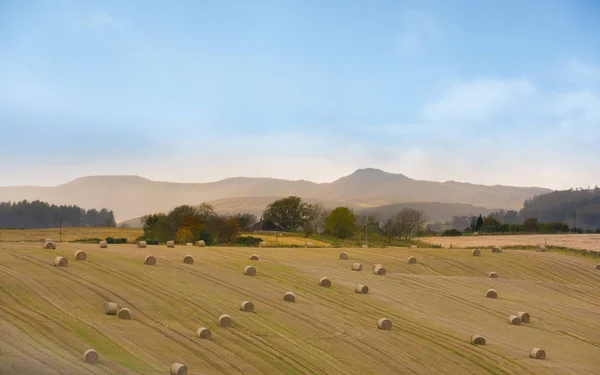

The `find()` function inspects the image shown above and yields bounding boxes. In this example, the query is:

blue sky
[1,0,599,188]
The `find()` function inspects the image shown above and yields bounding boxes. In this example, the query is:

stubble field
[421,234,600,252]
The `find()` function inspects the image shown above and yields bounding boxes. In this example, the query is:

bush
[105,237,116,244]
[236,236,263,247]
[441,229,462,236]
[71,237,102,243]
[134,236,159,245]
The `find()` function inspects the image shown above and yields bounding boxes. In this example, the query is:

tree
[263,196,313,231]
[523,217,539,232]
[475,215,484,231]
[326,207,356,238]
[307,202,330,234]
[395,208,426,239]
[381,218,398,241]
[175,227,194,244]
[483,216,501,226]
[232,213,257,231]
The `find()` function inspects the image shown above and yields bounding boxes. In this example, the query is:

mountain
[359,202,500,223]
[0,168,551,222]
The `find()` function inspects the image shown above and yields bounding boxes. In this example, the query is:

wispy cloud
[563,59,600,84]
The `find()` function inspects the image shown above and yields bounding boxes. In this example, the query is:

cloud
[396,10,438,54]
[563,59,600,84]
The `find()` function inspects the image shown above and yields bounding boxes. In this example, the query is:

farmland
[420,234,600,252]
[1,241,600,374]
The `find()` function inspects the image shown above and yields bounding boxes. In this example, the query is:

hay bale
[186,242,193,246]
[283,292,296,302]
[470,334,486,345]
[144,255,156,265]
[170,362,188,375]
[596,264,600,270]
[373,264,387,276]
[117,308,131,320]
[377,318,392,330]
[43,241,56,250]
[183,255,194,264]
[361,244,368,248]
[339,252,349,260]
[410,245,417,248]
[517,311,530,323]
[53,256,68,267]
[195,240,206,247]
[244,265,256,276]
[408,256,417,264]
[137,241,147,248]
[240,301,254,312]
[351,263,363,271]
[305,241,313,248]
[167,240,175,248]
[196,327,211,339]
[508,315,522,325]
[104,302,118,315]
[472,249,481,257]
[355,284,369,294]
[486,289,498,299]
[529,348,546,360]
[219,314,232,327]
[536,245,547,252]
[250,254,260,261]
[259,241,268,248]
[489,272,498,278]
[99,241,108,248]
[83,349,99,364]
[75,250,87,261]
[492,246,502,253]
[318,277,331,287]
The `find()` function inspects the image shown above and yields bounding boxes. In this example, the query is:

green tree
[523,217,539,232]
[263,196,313,231]
[475,215,484,231]
[326,207,356,238]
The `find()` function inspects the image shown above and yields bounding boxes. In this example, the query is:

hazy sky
[1,0,599,189]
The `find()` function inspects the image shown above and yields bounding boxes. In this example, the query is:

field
[1,242,600,374]
[0,228,143,243]
[421,234,600,252]
[245,233,331,247]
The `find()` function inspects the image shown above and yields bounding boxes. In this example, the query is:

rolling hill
[0,168,550,222]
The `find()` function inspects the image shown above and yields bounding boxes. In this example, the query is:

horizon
[1,0,599,189]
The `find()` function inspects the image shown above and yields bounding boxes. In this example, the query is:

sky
[1,0,599,189]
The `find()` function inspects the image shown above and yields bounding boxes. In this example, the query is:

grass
[1,241,600,374]
[0,227,143,243]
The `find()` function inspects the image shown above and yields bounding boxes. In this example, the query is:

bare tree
[395,208,426,239]
[310,203,330,234]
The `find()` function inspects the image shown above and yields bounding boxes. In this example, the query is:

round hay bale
[183,255,194,264]
[170,362,188,375]
[75,250,87,261]
[240,301,254,312]
[529,348,546,360]
[351,263,363,271]
[472,249,481,257]
[596,264,600,270]
[53,256,68,267]
[195,240,206,247]
[83,349,99,364]
[339,252,349,260]
[99,241,108,248]
[196,327,211,339]
[377,318,392,330]
[492,246,502,253]
[250,254,260,261]
[536,245,547,252]
[305,241,313,248]
[244,265,256,276]
[117,308,131,320]
[489,272,498,278]
[137,241,147,248]
[408,256,417,265]
[166,240,175,248]
[470,334,486,345]
[318,277,331,287]
[219,314,232,327]
[373,264,387,276]
[410,245,417,248]
[186,242,193,246]
[508,315,522,325]
[355,284,369,294]
[43,241,56,250]
[361,244,368,248]
[258,241,268,248]
[283,292,296,302]
[517,311,530,323]
[486,289,498,299]
[144,255,156,265]
[104,302,118,315]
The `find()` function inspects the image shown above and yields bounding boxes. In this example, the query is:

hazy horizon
[1,0,599,190]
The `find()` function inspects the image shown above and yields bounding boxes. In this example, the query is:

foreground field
[0,228,143,243]
[1,243,600,374]
[421,234,600,252]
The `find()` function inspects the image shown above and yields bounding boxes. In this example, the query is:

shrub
[236,236,263,247]
[441,229,462,236]
[105,237,116,244]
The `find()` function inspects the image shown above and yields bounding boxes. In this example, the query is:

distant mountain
[0,168,551,222]
[359,202,500,223]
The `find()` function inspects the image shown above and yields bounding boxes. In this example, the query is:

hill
[359,202,500,223]
[520,188,600,229]
[0,169,551,222]
[0,243,599,374]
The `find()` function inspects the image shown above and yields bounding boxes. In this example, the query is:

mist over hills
[0,168,550,223]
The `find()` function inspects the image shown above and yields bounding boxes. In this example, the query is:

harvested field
[244,233,331,247]
[421,234,600,252]
[0,242,599,374]
[0,227,142,242]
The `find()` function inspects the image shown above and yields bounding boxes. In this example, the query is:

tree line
[0,200,116,228]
